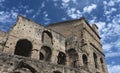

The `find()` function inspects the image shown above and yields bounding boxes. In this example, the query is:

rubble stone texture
[0,16,108,73]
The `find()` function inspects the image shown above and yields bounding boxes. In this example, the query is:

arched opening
[42,31,53,45]
[93,53,98,68]
[82,54,88,67]
[39,46,52,61]
[53,71,62,73]
[14,61,37,73]
[67,49,78,68]
[14,39,33,57]
[40,52,44,60]
[57,52,66,65]
[100,58,105,72]
[65,41,67,48]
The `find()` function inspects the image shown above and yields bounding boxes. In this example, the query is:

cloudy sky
[0,0,120,73]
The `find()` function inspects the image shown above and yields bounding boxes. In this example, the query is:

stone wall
[0,53,87,73]
[0,31,8,52]
[0,16,108,73]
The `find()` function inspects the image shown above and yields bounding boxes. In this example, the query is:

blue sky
[0,0,120,73]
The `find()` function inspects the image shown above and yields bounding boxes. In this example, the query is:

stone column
[31,49,39,60]
[66,55,70,67]
[78,53,83,67]
[50,50,57,64]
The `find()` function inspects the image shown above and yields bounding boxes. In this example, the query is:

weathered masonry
[0,16,108,73]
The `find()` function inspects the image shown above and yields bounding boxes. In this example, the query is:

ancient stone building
[0,15,108,73]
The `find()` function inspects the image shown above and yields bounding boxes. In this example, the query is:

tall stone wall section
[0,16,108,73]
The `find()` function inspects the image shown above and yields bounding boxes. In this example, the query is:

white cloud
[72,0,77,3]
[26,9,34,14]
[95,21,106,31]
[103,1,107,5]
[104,8,117,15]
[89,13,120,58]
[67,8,82,19]
[0,10,18,31]
[106,51,120,58]
[41,2,45,8]
[103,0,118,17]
[83,4,97,13]
[61,3,69,9]
[0,0,4,2]
[61,17,67,20]
[108,65,120,73]
[42,11,51,25]
[62,0,77,4]
[0,11,18,24]
[108,0,115,6]
[32,1,46,18]
[62,0,70,3]
[103,0,120,7]
[103,43,113,52]
[60,0,77,9]
[32,8,41,18]
[115,0,120,3]
[97,14,120,39]
[19,5,29,10]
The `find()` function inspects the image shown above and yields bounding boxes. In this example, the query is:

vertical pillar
[78,53,83,67]
[66,55,71,67]
[31,49,39,60]
[50,50,57,64]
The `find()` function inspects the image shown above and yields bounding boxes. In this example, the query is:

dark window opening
[67,49,78,68]
[40,46,52,61]
[14,72,21,73]
[57,52,66,65]
[93,53,98,68]
[82,54,88,66]
[40,52,44,60]
[100,58,103,63]
[100,58,105,72]
[53,71,62,73]
[65,41,67,48]
[14,39,33,57]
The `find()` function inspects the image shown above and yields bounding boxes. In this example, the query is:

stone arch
[100,58,105,72]
[53,71,62,73]
[42,30,53,45]
[67,48,78,68]
[39,46,52,61]
[14,39,33,57]
[14,61,37,73]
[82,54,88,66]
[57,51,66,65]
[93,53,98,68]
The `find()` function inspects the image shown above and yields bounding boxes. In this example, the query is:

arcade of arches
[14,39,105,70]
[13,31,105,71]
